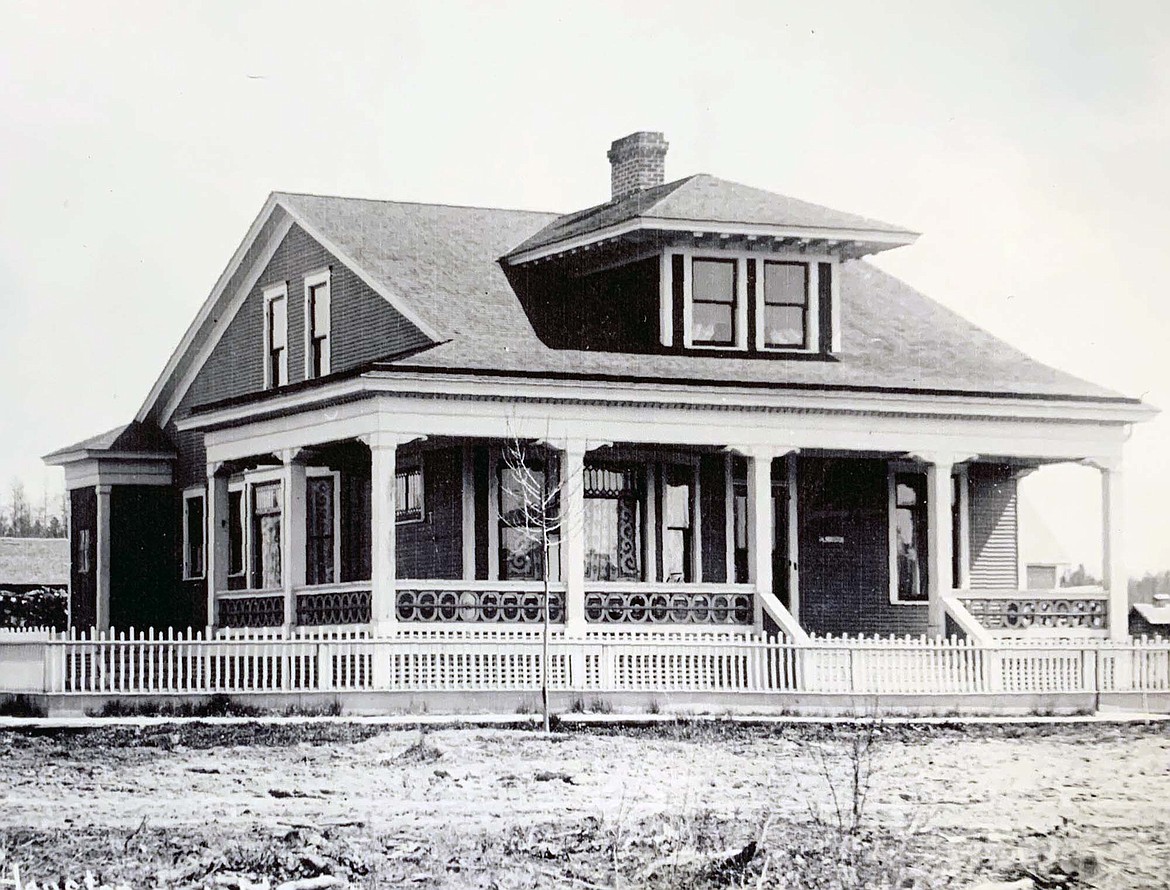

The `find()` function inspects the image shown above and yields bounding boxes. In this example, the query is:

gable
[180,223,431,411]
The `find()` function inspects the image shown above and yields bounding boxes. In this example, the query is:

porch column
[1099,458,1127,641]
[561,441,587,637]
[745,447,775,635]
[367,434,399,632]
[280,450,307,634]
[95,483,111,632]
[914,454,955,638]
[205,465,230,631]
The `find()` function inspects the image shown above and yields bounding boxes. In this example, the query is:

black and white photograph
[1,2,1168,887]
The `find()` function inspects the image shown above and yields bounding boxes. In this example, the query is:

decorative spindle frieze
[297,589,372,626]
[218,595,285,629]
[960,595,1108,631]
[584,588,753,625]
[396,588,565,624]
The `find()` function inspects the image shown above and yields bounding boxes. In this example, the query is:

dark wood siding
[699,454,727,583]
[69,487,97,630]
[797,457,927,637]
[514,257,660,352]
[397,447,464,580]
[110,486,185,630]
[969,464,1019,588]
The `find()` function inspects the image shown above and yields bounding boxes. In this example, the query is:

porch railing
[957,588,1109,636]
[4,627,1167,699]
[395,580,566,625]
[583,583,754,628]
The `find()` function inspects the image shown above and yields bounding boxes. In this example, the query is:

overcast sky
[1,1,1167,574]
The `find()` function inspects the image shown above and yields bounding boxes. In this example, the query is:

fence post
[318,641,334,692]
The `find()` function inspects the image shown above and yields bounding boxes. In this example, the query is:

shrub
[0,694,46,718]
[0,587,67,629]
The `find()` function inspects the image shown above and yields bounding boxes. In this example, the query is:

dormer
[503,132,919,357]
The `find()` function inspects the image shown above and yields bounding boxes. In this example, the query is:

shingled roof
[273,192,1128,404]
[0,538,69,587]
[506,174,919,259]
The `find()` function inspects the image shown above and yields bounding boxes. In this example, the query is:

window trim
[76,528,91,575]
[665,248,830,355]
[262,282,289,389]
[683,254,748,351]
[303,268,332,380]
[756,259,819,352]
[396,464,425,524]
[305,468,342,586]
[182,487,207,581]
[887,463,969,605]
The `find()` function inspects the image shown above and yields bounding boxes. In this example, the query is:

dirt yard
[0,719,1167,888]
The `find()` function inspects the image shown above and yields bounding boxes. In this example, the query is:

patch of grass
[280,698,343,718]
[86,694,262,719]
[396,730,443,764]
[0,694,46,718]
[587,698,613,714]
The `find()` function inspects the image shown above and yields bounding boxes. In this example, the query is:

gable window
[263,284,288,388]
[760,261,808,349]
[182,489,206,580]
[304,269,331,379]
[396,466,424,523]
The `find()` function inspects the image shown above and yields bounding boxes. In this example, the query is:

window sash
[396,467,424,522]
[183,492,206,581]
[892,472,929,602]
[690,258,737,346]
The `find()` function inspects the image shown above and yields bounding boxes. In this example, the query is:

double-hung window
[661,464,696,582]
[761,261,808,349]
[583,464,642,581]
[689,258,738,347]
[182,489,206,581]
[263,284,288,388]
[304,269,331,379]
[251,482,282,589]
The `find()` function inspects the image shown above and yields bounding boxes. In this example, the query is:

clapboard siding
[969,464,1019,589]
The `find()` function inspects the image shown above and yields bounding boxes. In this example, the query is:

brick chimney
[607,131,668,202]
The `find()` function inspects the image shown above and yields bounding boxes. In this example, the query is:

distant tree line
[1130,570,1170,604]
[0,478,67,538]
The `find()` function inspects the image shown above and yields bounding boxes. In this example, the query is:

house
[43,131,1155,646]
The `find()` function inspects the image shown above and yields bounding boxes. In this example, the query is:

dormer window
[759,261,811,350]
[666,250,827,355]
[682,255,749,350]
[690,259,738,347]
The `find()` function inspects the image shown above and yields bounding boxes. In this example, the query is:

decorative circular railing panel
[585,589,753,625]
[961,596,1108,631]
[396,588,564,624]
[219,595,284,629]
[297,589,372,626]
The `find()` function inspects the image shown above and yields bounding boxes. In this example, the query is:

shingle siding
[168,223,430,488]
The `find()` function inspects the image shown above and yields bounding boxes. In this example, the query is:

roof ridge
[274,190,562,217]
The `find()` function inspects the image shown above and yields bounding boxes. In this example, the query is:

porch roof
[275,192,1135,407]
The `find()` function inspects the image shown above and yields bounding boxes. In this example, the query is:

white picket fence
[1,626,1168,699]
